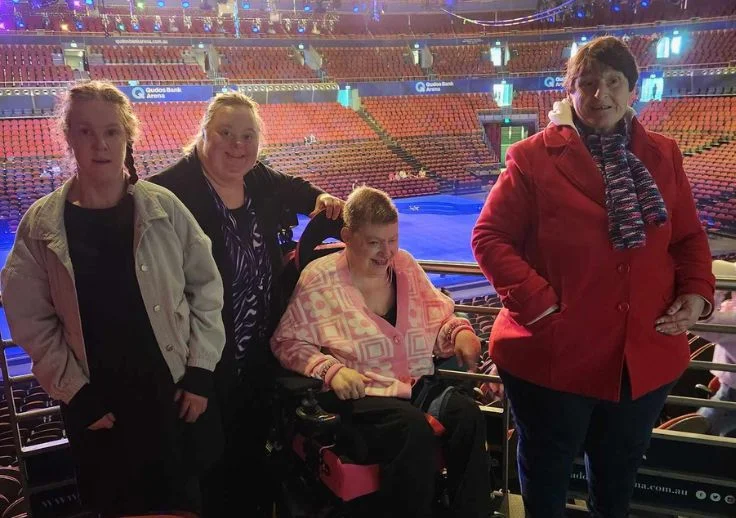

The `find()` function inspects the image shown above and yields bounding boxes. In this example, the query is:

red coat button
[617,263,631,274]
[617,302,630,313]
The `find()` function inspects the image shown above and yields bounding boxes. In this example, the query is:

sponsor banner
[541,75,566,89]
[342,79,494,96]
[113,38,170,45]
[119,85,215,102]
[570,462,736,516]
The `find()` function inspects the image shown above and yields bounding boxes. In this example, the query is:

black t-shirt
[64,195,173,424]
[379,276,398,327]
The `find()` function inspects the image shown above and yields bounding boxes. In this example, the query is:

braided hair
[125,142,138,188]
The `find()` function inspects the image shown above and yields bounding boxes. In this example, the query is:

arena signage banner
[343,79,494,96]
[113,38,170,46]
[541,75,565,89]
[119,85,215,102]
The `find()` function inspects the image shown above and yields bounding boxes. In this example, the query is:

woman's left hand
[175,389,208,423]
[655,293,707,335]
[311,193,344,220]
[454,329,481,371]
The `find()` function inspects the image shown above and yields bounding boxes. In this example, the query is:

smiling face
[569,64,632,134]
[66,99,128,183]
[342,222,399,279]
[199,105,260,183]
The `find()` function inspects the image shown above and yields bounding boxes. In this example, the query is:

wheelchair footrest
[292,434,380,503]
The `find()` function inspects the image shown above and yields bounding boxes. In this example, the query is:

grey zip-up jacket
[1,178,226,405]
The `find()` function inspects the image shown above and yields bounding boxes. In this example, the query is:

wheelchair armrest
[274,367,324,396]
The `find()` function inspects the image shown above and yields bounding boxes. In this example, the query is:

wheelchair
[267,211,508,518]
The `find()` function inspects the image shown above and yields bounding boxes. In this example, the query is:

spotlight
[85,0,94,5]
[76,19,84,29]
[252,24,259,32]
[136,0,144,8]
[242,1,250,7]
[0,22,5,30]
[16,19,25,28]
[640,0,649,6]
[182,0,190,7]
[352,4,358,12]
[611,1,621,12]
[117,22,125,30]
[575,7,585,18]
[157,0,165,5]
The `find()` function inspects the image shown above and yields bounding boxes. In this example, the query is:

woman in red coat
[472,36,714,518]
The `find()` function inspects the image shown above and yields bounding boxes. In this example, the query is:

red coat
[471,118,715,401]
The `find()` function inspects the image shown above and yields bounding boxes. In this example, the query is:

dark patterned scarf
[577,118,668,250]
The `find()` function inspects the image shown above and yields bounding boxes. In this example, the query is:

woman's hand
[454,329,481,371]
[175,389,208,423]
[311,193,344,220]
[329,368,370,400]
[88,412,115,430]
[655,294,707,335]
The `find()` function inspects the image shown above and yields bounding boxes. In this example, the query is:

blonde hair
[57,80,139,147]
[184,91,264,155]
[343,186,398,232]
[56,80,140,182]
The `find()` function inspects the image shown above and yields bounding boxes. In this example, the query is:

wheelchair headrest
[295,209,345,272]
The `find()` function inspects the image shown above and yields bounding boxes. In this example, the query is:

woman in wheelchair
[271,186,491,518]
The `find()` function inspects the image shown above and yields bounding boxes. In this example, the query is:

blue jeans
[698,383,736,437]
[499,368,673,518]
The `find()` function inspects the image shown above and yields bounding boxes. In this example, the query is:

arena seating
[361,93,497,137]
[512,90,565,128]
[638,97,736,148]
[265,140,439,200]
[0,45,73,86]
[664,29,736,67]
[88,63,207,84]
[360,94,498,186]
[430,45,495,78]
[318,47,424,81]
[506,40,569,74]
[216,46,319,83]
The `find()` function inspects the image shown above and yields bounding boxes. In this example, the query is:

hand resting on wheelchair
[270,186,491,518]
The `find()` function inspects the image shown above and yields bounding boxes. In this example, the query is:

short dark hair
[564,36,639,93]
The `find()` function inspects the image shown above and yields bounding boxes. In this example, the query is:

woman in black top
[2,81,226,516]
[151,91,343,517]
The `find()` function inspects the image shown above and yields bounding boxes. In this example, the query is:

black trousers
[318,381,491,518]
[62,387,203,517]
[200,378,275,518]
[500,367,674,518]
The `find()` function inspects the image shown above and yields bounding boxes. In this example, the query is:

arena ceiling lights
[444,0,657,28]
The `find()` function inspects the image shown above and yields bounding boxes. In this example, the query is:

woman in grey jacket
[1,81,226,517]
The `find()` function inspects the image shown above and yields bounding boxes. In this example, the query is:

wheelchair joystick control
[299,389,320,415]
[295,389,341,437]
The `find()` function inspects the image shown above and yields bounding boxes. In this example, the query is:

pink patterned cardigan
[270,249,473,399]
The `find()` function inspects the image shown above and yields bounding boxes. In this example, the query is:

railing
[2,260,736,516]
